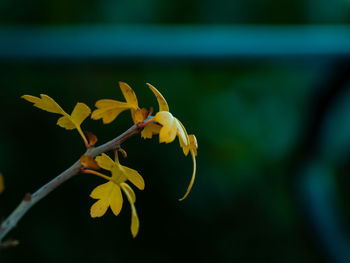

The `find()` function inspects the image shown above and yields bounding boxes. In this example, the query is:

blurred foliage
[0,0,350,25]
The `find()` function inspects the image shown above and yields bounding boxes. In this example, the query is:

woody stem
[0,122,144,245]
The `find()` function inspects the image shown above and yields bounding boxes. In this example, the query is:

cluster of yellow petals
[89,153,144,237]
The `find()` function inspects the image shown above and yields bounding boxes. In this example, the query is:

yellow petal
[95,153,115,171]
[22,94,66,115]
[178,149,197,201]
[109,184,123,216]
[146,83,169,112]
[0,173,4,194]
[90,199,109,218]
[121,183,139,238]
[57,115,76,130]
[119,81,138,108]
[122,166,145,190]
[70,102,91,126]
[141,123,161,139]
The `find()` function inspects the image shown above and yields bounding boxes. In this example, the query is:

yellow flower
[142,84,198,201]
[91,81,148,124]
[89,153,144,237]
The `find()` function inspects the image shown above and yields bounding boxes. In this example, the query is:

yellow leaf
[95,153,145,191]
[0,173,4,194]
[154,112,177,143]
[119,81,138,108]
[175,118,188,149]
[179,134,198,201]
[141,123,161,139]
[90,181,123,217]
[121,166,145,190]
[189,135,198,156]
[91,99,135,124]
[90,199,109,218]
[57,102,91,130]
[121,183,139,238]
[57,116,76,130]
[22,95,91,146]
[131,108,148,124]
[120,182,136,203]
[95,153,115,171]
[70,103,91,126]
[146,83,169,112]
[22,94,65,115]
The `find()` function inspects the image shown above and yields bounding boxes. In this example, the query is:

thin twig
[0,123,143,244]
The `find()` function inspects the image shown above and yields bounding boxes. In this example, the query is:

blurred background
[1,0,350,262]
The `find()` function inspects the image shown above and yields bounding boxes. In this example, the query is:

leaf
[141,123,161,139]
[90,181,123,217]
[131,108,149,124]
[119,81,138,108]
[95,153,115,171]
[146,83,169,112]
[0,173,4,194]
[57,102,91,130]
[22,94,65,115]
[120,182,136,203]
[80,155,100,170]
[71,103,91,126]
[175,118,188,149]
[121,183,139,238]
[91,82,140,124]
[154,112,177,143]
[122,166,145,190]
[57,116,76,130]
[179,135,198,201]
[96,153,145,191]
[86,131,98,146]
[22,94,91,134]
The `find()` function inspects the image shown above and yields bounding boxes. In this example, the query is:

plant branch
[0,123,143,244]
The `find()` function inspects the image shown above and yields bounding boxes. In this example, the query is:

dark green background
[1,1,350,263]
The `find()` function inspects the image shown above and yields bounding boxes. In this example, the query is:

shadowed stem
[0,123,143,244]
